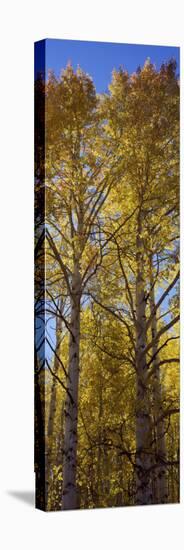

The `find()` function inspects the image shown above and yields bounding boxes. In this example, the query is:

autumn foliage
[35,59,179,511]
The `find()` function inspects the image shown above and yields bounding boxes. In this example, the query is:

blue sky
[38,38,181,93]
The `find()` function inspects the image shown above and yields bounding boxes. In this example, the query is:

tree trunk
[149,258,168,504]
[62,265,81,510]
[135,209,152,505]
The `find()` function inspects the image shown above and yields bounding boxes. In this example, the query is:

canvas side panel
[34,40,47,511]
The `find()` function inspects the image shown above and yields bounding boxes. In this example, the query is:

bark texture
[62,265,81,510]
[135,210,152,505]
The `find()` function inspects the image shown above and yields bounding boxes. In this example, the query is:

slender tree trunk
[149,256,168,504]
[62,264,81,510]
[135,209,152,505]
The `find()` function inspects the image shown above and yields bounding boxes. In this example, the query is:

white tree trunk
[62,266,81,510]
[135,211,152,505]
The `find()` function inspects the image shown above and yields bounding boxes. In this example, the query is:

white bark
[135,210,152,505]
[62,265,81,510]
